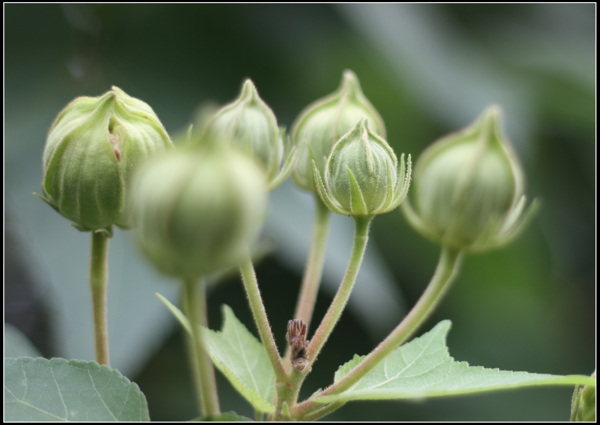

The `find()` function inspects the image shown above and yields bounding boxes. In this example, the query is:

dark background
[5,4,595,421]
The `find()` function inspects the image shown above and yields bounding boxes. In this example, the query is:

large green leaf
[202,305,276,413]
[4,357,149,421]
[314,320,595,404]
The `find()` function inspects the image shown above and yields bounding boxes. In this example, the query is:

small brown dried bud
[286,319,309,372]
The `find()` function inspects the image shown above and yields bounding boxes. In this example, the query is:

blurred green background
[5,4,595,421]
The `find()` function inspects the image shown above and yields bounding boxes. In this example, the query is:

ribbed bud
[402,105,538,251]
[291,70,385,193]
[314,118,411,217]
[38,86,173,234]
[203,79,293,189]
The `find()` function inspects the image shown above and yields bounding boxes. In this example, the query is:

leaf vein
[88,369,118,421]
[4,390,67,421]
[368,333,438,390]
[49,363,68,418]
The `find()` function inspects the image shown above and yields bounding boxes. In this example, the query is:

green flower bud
[38,86,173,234]
[203,79,295,190]
[130,145,268,280]
[313,117,411,217]
[571,371,596,422]
[292,70,386,193]
[402,105,539,251]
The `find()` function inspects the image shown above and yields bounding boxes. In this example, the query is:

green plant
[5,71,594,422]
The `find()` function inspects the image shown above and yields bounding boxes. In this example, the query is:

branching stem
[294,246,464,420]
[274,216,372,420]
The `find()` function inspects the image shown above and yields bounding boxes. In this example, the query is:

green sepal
[382,159,396,210]
[346,166,368,216]
[396,153,412,204]
[483,197,541,251]
[570,371,596,422]
[267,131,299,191]
[94,226,113,238]
[312,160,345,215]
[33,192,60,214]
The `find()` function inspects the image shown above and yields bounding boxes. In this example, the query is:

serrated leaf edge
[313,321,594,404]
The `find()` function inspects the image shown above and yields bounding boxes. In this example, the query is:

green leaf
[4,357,150,421]
[155,296,275,413]
[314,321,595,403]
[202,305,276,413]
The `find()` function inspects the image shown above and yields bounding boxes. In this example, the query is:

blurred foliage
[5,4,595,421]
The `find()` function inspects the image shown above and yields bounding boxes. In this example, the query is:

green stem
[307,216,372,363]
[239,250,287,382]
[273,368,302,421]
[182,278,221,418]
[293,200,331,327]
[274,216,372,420]
[89,231,110,366]
[283,199,330,368]
[294,246,464,420]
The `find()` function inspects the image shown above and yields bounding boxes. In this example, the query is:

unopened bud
[130,145,268,280]
[38,86,173,234]
[203,79,294,189]
[292,70,386,193]
[402,105,538,251]
[314,118,411,217]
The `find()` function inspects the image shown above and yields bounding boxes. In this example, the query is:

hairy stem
[307,216,372,363]
[89,231,110,366]
[239,250,287,382]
